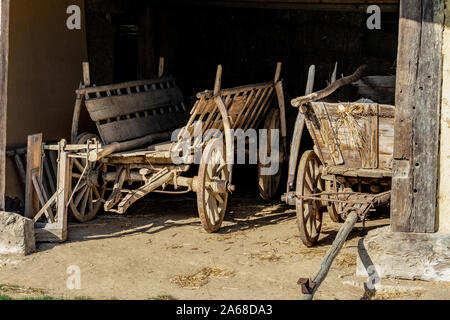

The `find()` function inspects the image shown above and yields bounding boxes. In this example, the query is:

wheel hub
[86,169,102,187]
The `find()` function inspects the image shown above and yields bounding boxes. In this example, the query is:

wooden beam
[138,3,156,79]
[0,0,10,210]
[55,150,69,242]
[166,0,400,11]
[391,0,444,233]
[25,134,42,219]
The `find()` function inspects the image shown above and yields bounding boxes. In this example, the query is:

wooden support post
[287,65,315,189]
[391,0,444,233]
[82,62,91,87]
[138,3,156,79]
[0,0,10,210]
[25,134,42,219]
[158,57,165,78]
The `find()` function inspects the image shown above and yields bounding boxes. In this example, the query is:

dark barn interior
[81,0,399,194]
[84,1,399,106]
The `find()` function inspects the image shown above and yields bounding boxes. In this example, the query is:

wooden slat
[391,0,444,233]
[76,76,176,95]
[97,109,186,144]
[367,104,379,169]
[0,0,10,210]
[85,87,183,122]
[313,102,344,165]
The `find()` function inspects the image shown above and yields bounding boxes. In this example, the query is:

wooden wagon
[283,65,394,247]
[62,61,286,233]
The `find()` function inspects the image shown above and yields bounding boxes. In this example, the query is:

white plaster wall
[438,0,450,233]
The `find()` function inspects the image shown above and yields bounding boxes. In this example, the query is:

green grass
[150,294,177,300]
[23,296,57,300]
[0,295,57,300]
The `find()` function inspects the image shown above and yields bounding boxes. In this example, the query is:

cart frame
[59,62,287,233]
[283,65,394,246]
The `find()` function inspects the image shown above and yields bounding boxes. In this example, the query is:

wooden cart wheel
[325,178,347,223]
[197,138,230,233]
[69,133,106,223]
[296,150,325,247]
[258,108,284,201]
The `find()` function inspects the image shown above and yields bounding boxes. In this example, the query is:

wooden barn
[0,0,448,284]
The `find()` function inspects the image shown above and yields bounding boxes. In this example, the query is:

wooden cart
[283,65,394,247]
[62,62,286,233]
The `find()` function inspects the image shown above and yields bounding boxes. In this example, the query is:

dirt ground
[0,186,449,300]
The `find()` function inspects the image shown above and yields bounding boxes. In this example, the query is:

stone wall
[0,212,35,256]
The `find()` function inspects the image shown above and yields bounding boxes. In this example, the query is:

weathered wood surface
[391,0,444,233]
[305,102,394,170]
[300,211,358,300]
[88,131,172,161]
[323,166,392,178]
[287,65,315,189]
[85,86,183,121]
[35,151,69,243]
[83,76,187,144]
[180,79,276,152]
[137,4,156,79]
[25,134,42,219]
[0,0,10,210]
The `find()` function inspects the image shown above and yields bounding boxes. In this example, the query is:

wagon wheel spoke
[197,139,229,233]
[73,158,85,173]
[74,181,87,193]
[304,169,314,193]
[74,185,88,207]
[206,192,219,223]
[296,150,324,247]
[79,186,90,216]
[67,134,108,223]
[89,189,94,213]
[93,186,101,200]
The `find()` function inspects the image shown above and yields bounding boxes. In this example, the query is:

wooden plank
[82,62,91,87]
[77,77,176,95]
[33,187,61,223]
[98,110,185,144]
[31,172,55,223]
[25,134,42,219]
[55,151,70,242]
[391,0,444,233]
[85,87,184,122]
[138,3,156,79]
[0,0,10,210]
[369,104,379,169]
[13,154,26,185]
[324,166,392,178]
